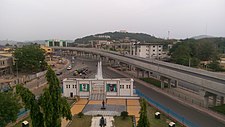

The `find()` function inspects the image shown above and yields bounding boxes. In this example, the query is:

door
[70,92,73,97]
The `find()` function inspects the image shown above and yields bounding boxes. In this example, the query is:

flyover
[53,47,225,107]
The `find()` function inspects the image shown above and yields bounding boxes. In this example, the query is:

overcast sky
[0,0,225,41]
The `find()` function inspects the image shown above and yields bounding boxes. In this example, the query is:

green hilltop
[74,31,164,43]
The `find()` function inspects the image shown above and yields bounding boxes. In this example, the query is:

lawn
[113,116,133,127]
[68,115,92,127]
[209,104,225,115]
[140,78,168,88]
[13,117,32,127]
[146,104,182,127]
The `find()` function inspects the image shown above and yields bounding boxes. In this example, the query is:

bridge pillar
[168,79,171,88]
[141,70,145,78]
[136,69,140,78]
[212,95,217,106]
[160,81,164,89]
[204,96,209,107]
[220,96,224,105]
[174,80,179,88]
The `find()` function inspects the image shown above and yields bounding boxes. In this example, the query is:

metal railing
[135,89,199,127]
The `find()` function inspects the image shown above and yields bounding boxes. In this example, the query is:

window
[75,85,77,88]
[120,85,124,89]
[66,85,68,88]
[153,46,155,48]
[72,85,75,88]
[68,85,70,88]
[159,46,161,48]
[159,50,161,51]
[153,50,155,52]
[159,53,161,55]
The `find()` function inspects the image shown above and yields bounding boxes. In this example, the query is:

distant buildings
[132,43,163,59]
[0,54,13,76]
[46,39,68,47]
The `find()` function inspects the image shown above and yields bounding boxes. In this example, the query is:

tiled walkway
[61,98,141,127]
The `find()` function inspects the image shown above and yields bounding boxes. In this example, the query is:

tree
[39,66,72,127]
[137,99,150,127]
[120,111,128,119]
[16,66,72,127]
[77,112,84,118]
[16,85,44,127]
[13,44,47,73]
[0,91,20,127]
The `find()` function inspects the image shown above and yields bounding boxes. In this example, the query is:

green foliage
[208,60,225,72]
[13,44,47,73]
[120,111,129,119]
[39,66,72,127]
[209,104,225,115]
[16,85,44,127]
[74,32,163,44]
[77,112,84,118]
[137,99,150,127]
[16,66,72,127]
[0,91,20,127]
[170,38,225,67]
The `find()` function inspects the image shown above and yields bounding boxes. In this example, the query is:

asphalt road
[30,56,225,127]
[79,57,225,127]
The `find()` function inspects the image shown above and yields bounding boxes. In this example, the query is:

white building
[62,61,135,99]
[132,43,163,59]
[62,78,134,98]
[46,39,68,47]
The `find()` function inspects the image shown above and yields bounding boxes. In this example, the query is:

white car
[67,66,72,70]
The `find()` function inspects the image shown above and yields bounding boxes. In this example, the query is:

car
[56,71,62,76]
[67,66,72,70]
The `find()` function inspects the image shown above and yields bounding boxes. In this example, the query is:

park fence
[135,89,199,127]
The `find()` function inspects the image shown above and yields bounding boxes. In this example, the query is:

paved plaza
[62,98,140,127]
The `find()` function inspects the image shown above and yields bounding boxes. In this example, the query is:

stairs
[89,93,106,100]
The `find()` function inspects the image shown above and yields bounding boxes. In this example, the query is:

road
[30,56,225,127]
[79,57,225,127]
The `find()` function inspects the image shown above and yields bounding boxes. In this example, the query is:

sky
[0,0,225,41]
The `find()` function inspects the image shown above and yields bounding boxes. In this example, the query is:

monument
[99,116,106,127]
[101,100,106,110]
[95,61,103,79]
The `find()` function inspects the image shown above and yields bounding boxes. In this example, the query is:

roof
[134,43,163,46]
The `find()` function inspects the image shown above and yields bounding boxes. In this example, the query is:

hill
[191,35,214,40]
[74,31,164,44]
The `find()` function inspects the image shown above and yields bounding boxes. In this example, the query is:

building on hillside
[62,61,135,99]
[45,39,68,47]
[132,43,163,59]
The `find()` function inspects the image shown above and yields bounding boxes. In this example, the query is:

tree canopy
[0,91,20,127]
[16,66,72,127]
[169,38,225,70]
[13,44,47,73]
[137,99,150,127]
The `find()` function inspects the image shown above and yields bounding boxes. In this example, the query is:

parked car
[67,65,72,70]
[56,71,62,75]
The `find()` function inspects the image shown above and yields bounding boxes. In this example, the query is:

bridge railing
[135,89,199,127]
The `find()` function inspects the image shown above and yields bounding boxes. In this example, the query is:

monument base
[101,107,106,110]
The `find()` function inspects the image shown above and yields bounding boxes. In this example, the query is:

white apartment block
[132,43,163,59]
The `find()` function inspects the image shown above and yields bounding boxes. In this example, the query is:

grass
[146,104,183,127]
[209,104,225,115]
[13,116,32,127]
[67,98,76,106]
[69,115,92,127]
[140,78,168,88]
[113,116,133,127]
